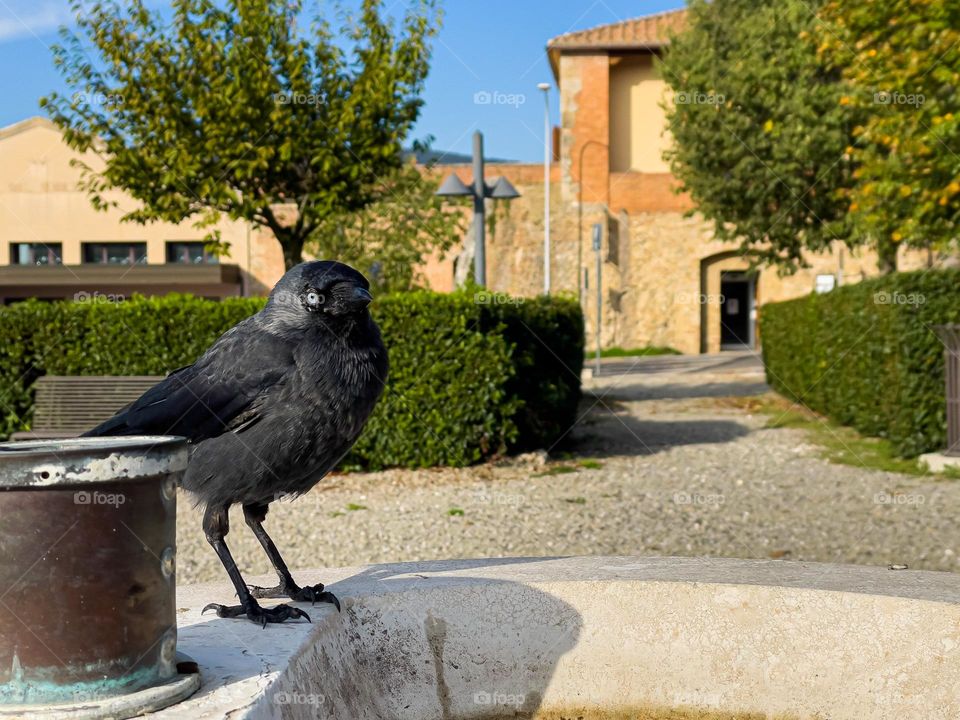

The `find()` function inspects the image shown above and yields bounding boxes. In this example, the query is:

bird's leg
[244,502,341,611]
[200,505,311,626]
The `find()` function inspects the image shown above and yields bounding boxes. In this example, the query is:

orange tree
[818,0,960,270]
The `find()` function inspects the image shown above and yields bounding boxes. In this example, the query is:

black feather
[84,260,388,510]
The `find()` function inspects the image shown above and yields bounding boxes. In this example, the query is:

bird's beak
[353,286,373,307]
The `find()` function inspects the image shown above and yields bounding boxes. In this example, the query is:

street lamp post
[593,222,603,376]
[471,131,487,286]
[537,82,551,295]
[436,130,520,288]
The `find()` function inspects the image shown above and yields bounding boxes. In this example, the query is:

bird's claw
[292,584,341,611]
[247,582,341,612]
[201,601,311,626]
[310,590,341,612]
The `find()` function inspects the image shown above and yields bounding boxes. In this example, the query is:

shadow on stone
[173,557,582,720]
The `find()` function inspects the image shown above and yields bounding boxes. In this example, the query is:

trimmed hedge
[0,290,584,469]
[760,269,960,457]
[479,296,585,452]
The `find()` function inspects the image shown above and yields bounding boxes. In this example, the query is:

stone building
[431,8,932,354]
[0,116,286,303]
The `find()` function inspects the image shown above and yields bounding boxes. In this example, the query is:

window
[82,243,148,265]
[815,274,837,294]
[166,242,219,265]
[10,243,62,266]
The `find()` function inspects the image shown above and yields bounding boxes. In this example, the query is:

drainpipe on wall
[577,140,609,306]
[246,221,252,297]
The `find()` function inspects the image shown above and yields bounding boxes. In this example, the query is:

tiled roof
[547,8,687,79]
[548,8,687,50]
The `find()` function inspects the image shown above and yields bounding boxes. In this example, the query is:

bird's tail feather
[82,412,133,437]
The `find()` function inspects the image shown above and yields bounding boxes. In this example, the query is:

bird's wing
[84,321,292,442]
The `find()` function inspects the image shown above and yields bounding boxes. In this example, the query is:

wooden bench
[11,375,163,440]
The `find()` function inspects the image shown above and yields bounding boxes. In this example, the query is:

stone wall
[420,162,563,297]
[419,162,936,355]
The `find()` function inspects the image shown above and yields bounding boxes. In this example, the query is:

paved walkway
[590,350,764,377]
[176,354,960,585]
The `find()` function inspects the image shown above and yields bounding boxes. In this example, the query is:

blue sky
[0,0,684,162]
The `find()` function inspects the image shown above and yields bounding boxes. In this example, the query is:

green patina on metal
[0,657,160,705]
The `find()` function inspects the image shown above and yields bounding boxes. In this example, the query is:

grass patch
[447,507,465,516]
[563,496,587,505]
[587,346,682,359]
[535,464,579,477]
[535,459,603,477]
[940,465,960,480]
[345,502,368,511]
[721,393,932,476]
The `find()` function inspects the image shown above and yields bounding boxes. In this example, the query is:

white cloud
[0,2,72,43]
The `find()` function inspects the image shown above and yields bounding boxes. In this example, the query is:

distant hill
[405,147,514,165]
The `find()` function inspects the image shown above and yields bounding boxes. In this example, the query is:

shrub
[347,291,519,469]
[760,269,960,457]
[478,294,585,452]
[0,290,584,468]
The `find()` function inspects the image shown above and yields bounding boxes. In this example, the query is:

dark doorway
[720,272,753,349]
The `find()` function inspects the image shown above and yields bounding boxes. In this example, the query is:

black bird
[84,261,388,625]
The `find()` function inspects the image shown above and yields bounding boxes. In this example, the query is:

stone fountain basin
[158,556,960,720]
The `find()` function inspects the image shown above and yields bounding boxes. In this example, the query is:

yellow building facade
[0,117,286,303]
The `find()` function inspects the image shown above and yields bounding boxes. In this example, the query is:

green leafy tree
[818,0,960,269]
[41,0,438,269]
[662,0,862,271]
[307,158,464,293]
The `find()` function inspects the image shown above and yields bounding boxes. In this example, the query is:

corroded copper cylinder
[0,437,187,705]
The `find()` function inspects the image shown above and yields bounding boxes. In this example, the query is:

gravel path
[176,359,960,585]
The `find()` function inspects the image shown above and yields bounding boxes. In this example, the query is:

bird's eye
[305,291,323,307]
